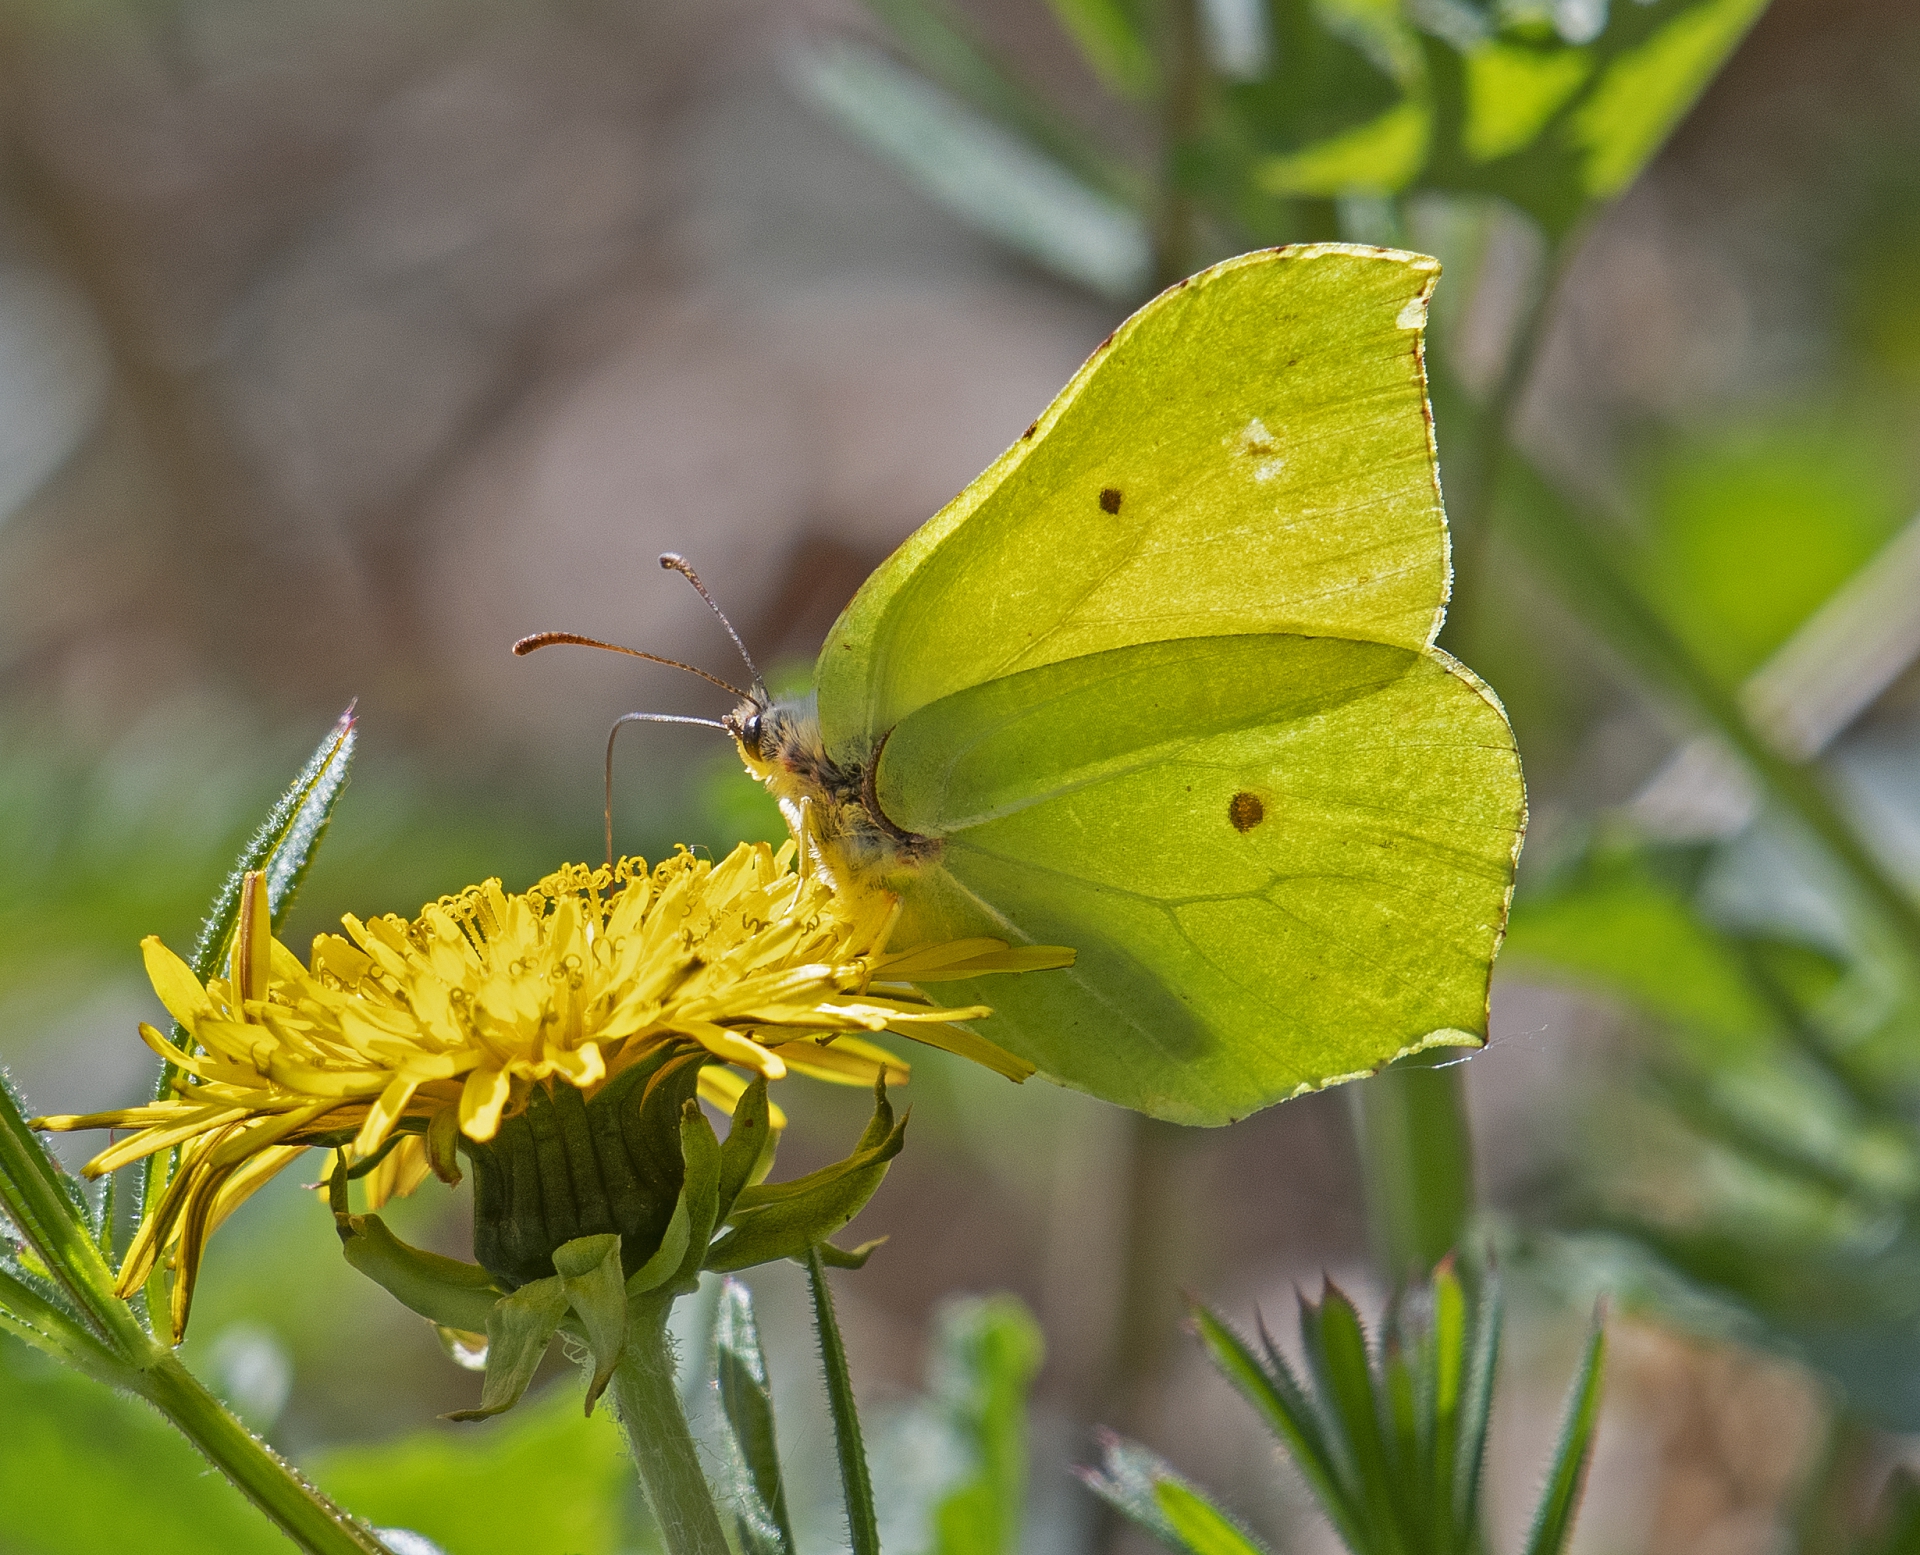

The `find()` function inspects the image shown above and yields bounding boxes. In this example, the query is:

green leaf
[1638,419,1909,686]
[1421,0,1774,234]
[1453,1262,1502,1540]
[314,1380,635,1555]
[1565,0,1770,201]
[1303,1283,1409,1555]
[927,1295,1044,1555]
[1078,1433,1187,1549]
[0,1252,119,1378]
[1428,1259,1467,1544]
[1520,1309,1606,1555]
[1502,848,1773,1050]
[713,1276,796,1555]
[0,1067,128,1347]
[142,706,358,1331]
[1152,1482,1271,1555]
[1494,452,1920,966]
[716,1078,775,1223]
[1080,1435,1270,1555]
[186,704,358,979]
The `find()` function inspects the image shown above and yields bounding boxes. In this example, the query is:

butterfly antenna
[659,553,765,696]
[513,631,747,699]
[603,711,730,868]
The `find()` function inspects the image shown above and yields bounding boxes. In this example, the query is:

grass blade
[1521,1307,1608,1555]
[1454,1262,1502,1541]
[806,1244,879,1555]
[1304,1284,1409,1555]
[787,37,1150,300]
[0,1067,133,1347]
[1429,1260,1467,1553]
[1153,1482,1272,1555]
[1191,1302,1366,1550]
[1080,1434,1269,1555]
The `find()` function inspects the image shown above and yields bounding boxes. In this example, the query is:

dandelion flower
[35,840,1070,1332]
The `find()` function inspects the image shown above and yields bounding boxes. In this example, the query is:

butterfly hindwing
[874,635,1524,1123]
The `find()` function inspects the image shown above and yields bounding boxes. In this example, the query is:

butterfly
[521,244,1525,1126]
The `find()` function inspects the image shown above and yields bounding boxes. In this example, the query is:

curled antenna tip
[655,553,764,692]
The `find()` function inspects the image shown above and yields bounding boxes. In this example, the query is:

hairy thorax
[730,695,942,889]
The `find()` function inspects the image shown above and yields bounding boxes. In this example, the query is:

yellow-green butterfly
[524,244,1525,1126]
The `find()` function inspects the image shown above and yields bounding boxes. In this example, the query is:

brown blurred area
[3,0,1919,1551]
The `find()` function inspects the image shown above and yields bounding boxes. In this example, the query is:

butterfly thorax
[729,692,940,888]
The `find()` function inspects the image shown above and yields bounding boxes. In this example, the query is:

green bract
[336,1074,902,1422]
[810,245,1525,1124]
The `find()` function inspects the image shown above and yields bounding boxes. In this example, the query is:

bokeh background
[5,0,1920,1550]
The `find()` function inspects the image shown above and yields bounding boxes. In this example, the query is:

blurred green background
[5,0,1920,1550]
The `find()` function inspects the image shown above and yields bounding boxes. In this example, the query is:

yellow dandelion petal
[141,936,216,1033]
[458,1065,512,1141]
[547,1042,606,1089]
[82,1104,255,1177]
[136,1020,216,1077]
[362,1134,434,1211]
[310,934,373,986]
[354,1075,419,1158]
[676,1020,787,1079]
[765,1037,910,1088]
[696,1065,789,1131]
[886,1021,1036,1082]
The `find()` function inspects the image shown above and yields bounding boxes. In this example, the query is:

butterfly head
[725,690,828,791]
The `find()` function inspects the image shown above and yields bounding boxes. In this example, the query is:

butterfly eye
[742,712,764,750]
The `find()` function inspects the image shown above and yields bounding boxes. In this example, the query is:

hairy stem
[807,1246,880,1555]
[611,1294,731,1555]
[134,1345,389,1554]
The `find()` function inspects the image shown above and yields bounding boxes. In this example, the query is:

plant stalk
[610,1294,732,1555]
[1352,1058,1476,1284]
[134,1343,390,1554]
[1149,0,1205,292]
[807,1245,881,1555]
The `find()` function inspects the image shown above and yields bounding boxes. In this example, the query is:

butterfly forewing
[814,246,1449,762]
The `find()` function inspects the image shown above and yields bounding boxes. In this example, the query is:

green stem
[610,1294,731,1555]
[134,1344,389,1554]
[1149,0,1205,291]
[1435,226,1578,662]
[1352,1058,1476,1285]
[806,1246,880,1555]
